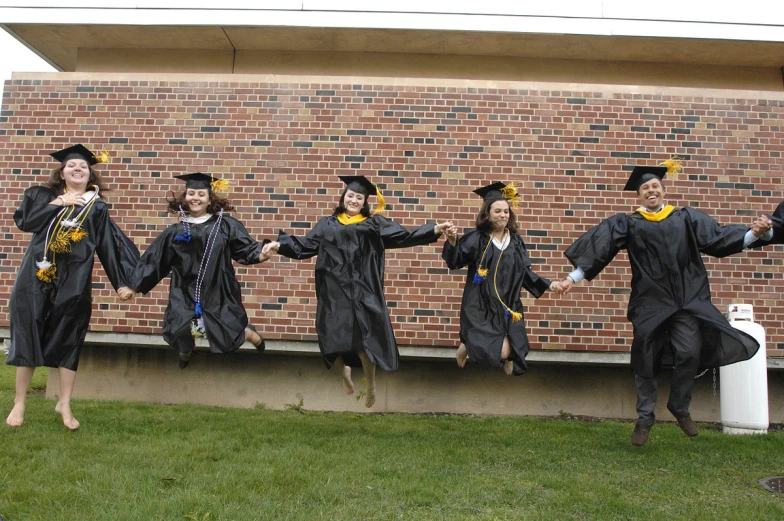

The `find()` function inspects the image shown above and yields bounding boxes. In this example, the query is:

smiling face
[185,188,211,217]
[488,199,510,231]
[60,158,91,193]
[343,189,366,217]
[638,178,665,212]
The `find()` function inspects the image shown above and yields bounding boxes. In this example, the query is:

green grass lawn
[1,357,783,521]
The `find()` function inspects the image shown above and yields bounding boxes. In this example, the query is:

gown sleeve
[378,215,438,249]
[683,207,748,258]
[95,211,140,291]
[226,217,267,265]
[516,238,552,298]
[13,186,63,234]
[130,226,176,294]
[563,213,630,281]
[277,217,328,260]
[765,200,784,244]
[442,228,482,270]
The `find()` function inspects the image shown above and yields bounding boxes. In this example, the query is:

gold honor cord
[472,231,522,323]
[36,186,100,282]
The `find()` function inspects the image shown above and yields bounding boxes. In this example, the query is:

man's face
[638,178,665,212]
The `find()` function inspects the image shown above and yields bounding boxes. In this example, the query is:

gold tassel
[373,187,386,215]
[211,177,230,194]
[36,265,57,283]
[93,150,110,164]
[477,267,489,277]
[501,182,521,209]
[49,231,72,253]
[659,156,684,175]
[509,310,523,322]
[70,228,88,243]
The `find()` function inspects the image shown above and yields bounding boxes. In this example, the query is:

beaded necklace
[178,209,224,338]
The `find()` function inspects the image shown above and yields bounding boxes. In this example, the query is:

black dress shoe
[632,422,651,446]
[178,349,193,369]
[673,414,699,437]
[255,338,266,354]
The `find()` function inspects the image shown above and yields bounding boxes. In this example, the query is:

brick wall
[1,77,783,357]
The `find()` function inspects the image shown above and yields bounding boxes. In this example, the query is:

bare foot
[5,403,25,427]
[341,364,354,395]
[503,360,514,376]
[364,386,376,408]
[54,402,80,431]
[456,343,468,368]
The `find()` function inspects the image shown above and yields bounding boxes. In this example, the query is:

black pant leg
[635,373,658,426]
[666,311,702,416]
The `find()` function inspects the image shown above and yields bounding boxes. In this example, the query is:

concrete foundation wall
[47,345,784,424]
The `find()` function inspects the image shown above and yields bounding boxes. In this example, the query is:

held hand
[445,225,459,246]
[117,287,135,301]
[435,221,454,236]
[262,241,280,256]
[751,215,773,237]
[559,277,575,296]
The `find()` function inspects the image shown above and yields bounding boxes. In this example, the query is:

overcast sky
[0,28,56,96]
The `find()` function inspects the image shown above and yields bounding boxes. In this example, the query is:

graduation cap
[473,181,521,208]
[338,175,386,215]
[623,157,684,192]
[50,144,108,165]
[174,172,229,194]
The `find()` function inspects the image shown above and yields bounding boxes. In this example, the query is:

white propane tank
[721,304,769,434]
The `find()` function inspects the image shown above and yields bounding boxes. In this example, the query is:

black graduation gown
[762,200,784,244]
[276,214,439,371]
[131,214,266,354]
[6,186,139,370]
[564,206,759,378]
[443,230,551,375]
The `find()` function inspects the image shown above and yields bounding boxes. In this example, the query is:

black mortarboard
[473,182,508,201]
[623,166,668,192]
[338,175,386,214]
[339,175,378,197]
[50,144,107,165]
[175,172,229,193]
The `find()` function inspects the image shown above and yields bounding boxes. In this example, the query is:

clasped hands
[751,215,773,237]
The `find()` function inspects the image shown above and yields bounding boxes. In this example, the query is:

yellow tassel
[501,182,521,209]
[211,177,230,194]
[36,265,57,283]
[93,150,110,164]
[509,310,523,323]
[477,267,489,277]
[70,228,88,242]
[49,231,72,253]
[659,156,684,175]
[373,187,386,215]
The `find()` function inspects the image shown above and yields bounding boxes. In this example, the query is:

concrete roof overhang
[1,5,783,72]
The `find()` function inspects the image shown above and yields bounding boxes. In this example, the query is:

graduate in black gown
[556,160,768,446]
[126,173,271,368]
[442,182,554,376]
[5,145,138,430]
[263,176,453,408]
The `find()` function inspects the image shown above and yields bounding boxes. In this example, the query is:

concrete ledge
[39,344,784,424]
[2,327,782,369]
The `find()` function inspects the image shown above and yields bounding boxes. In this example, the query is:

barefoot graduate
[5,145,138,430]
[264,175,453,407]
[126,173,270,368]
[442,182,555,376]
